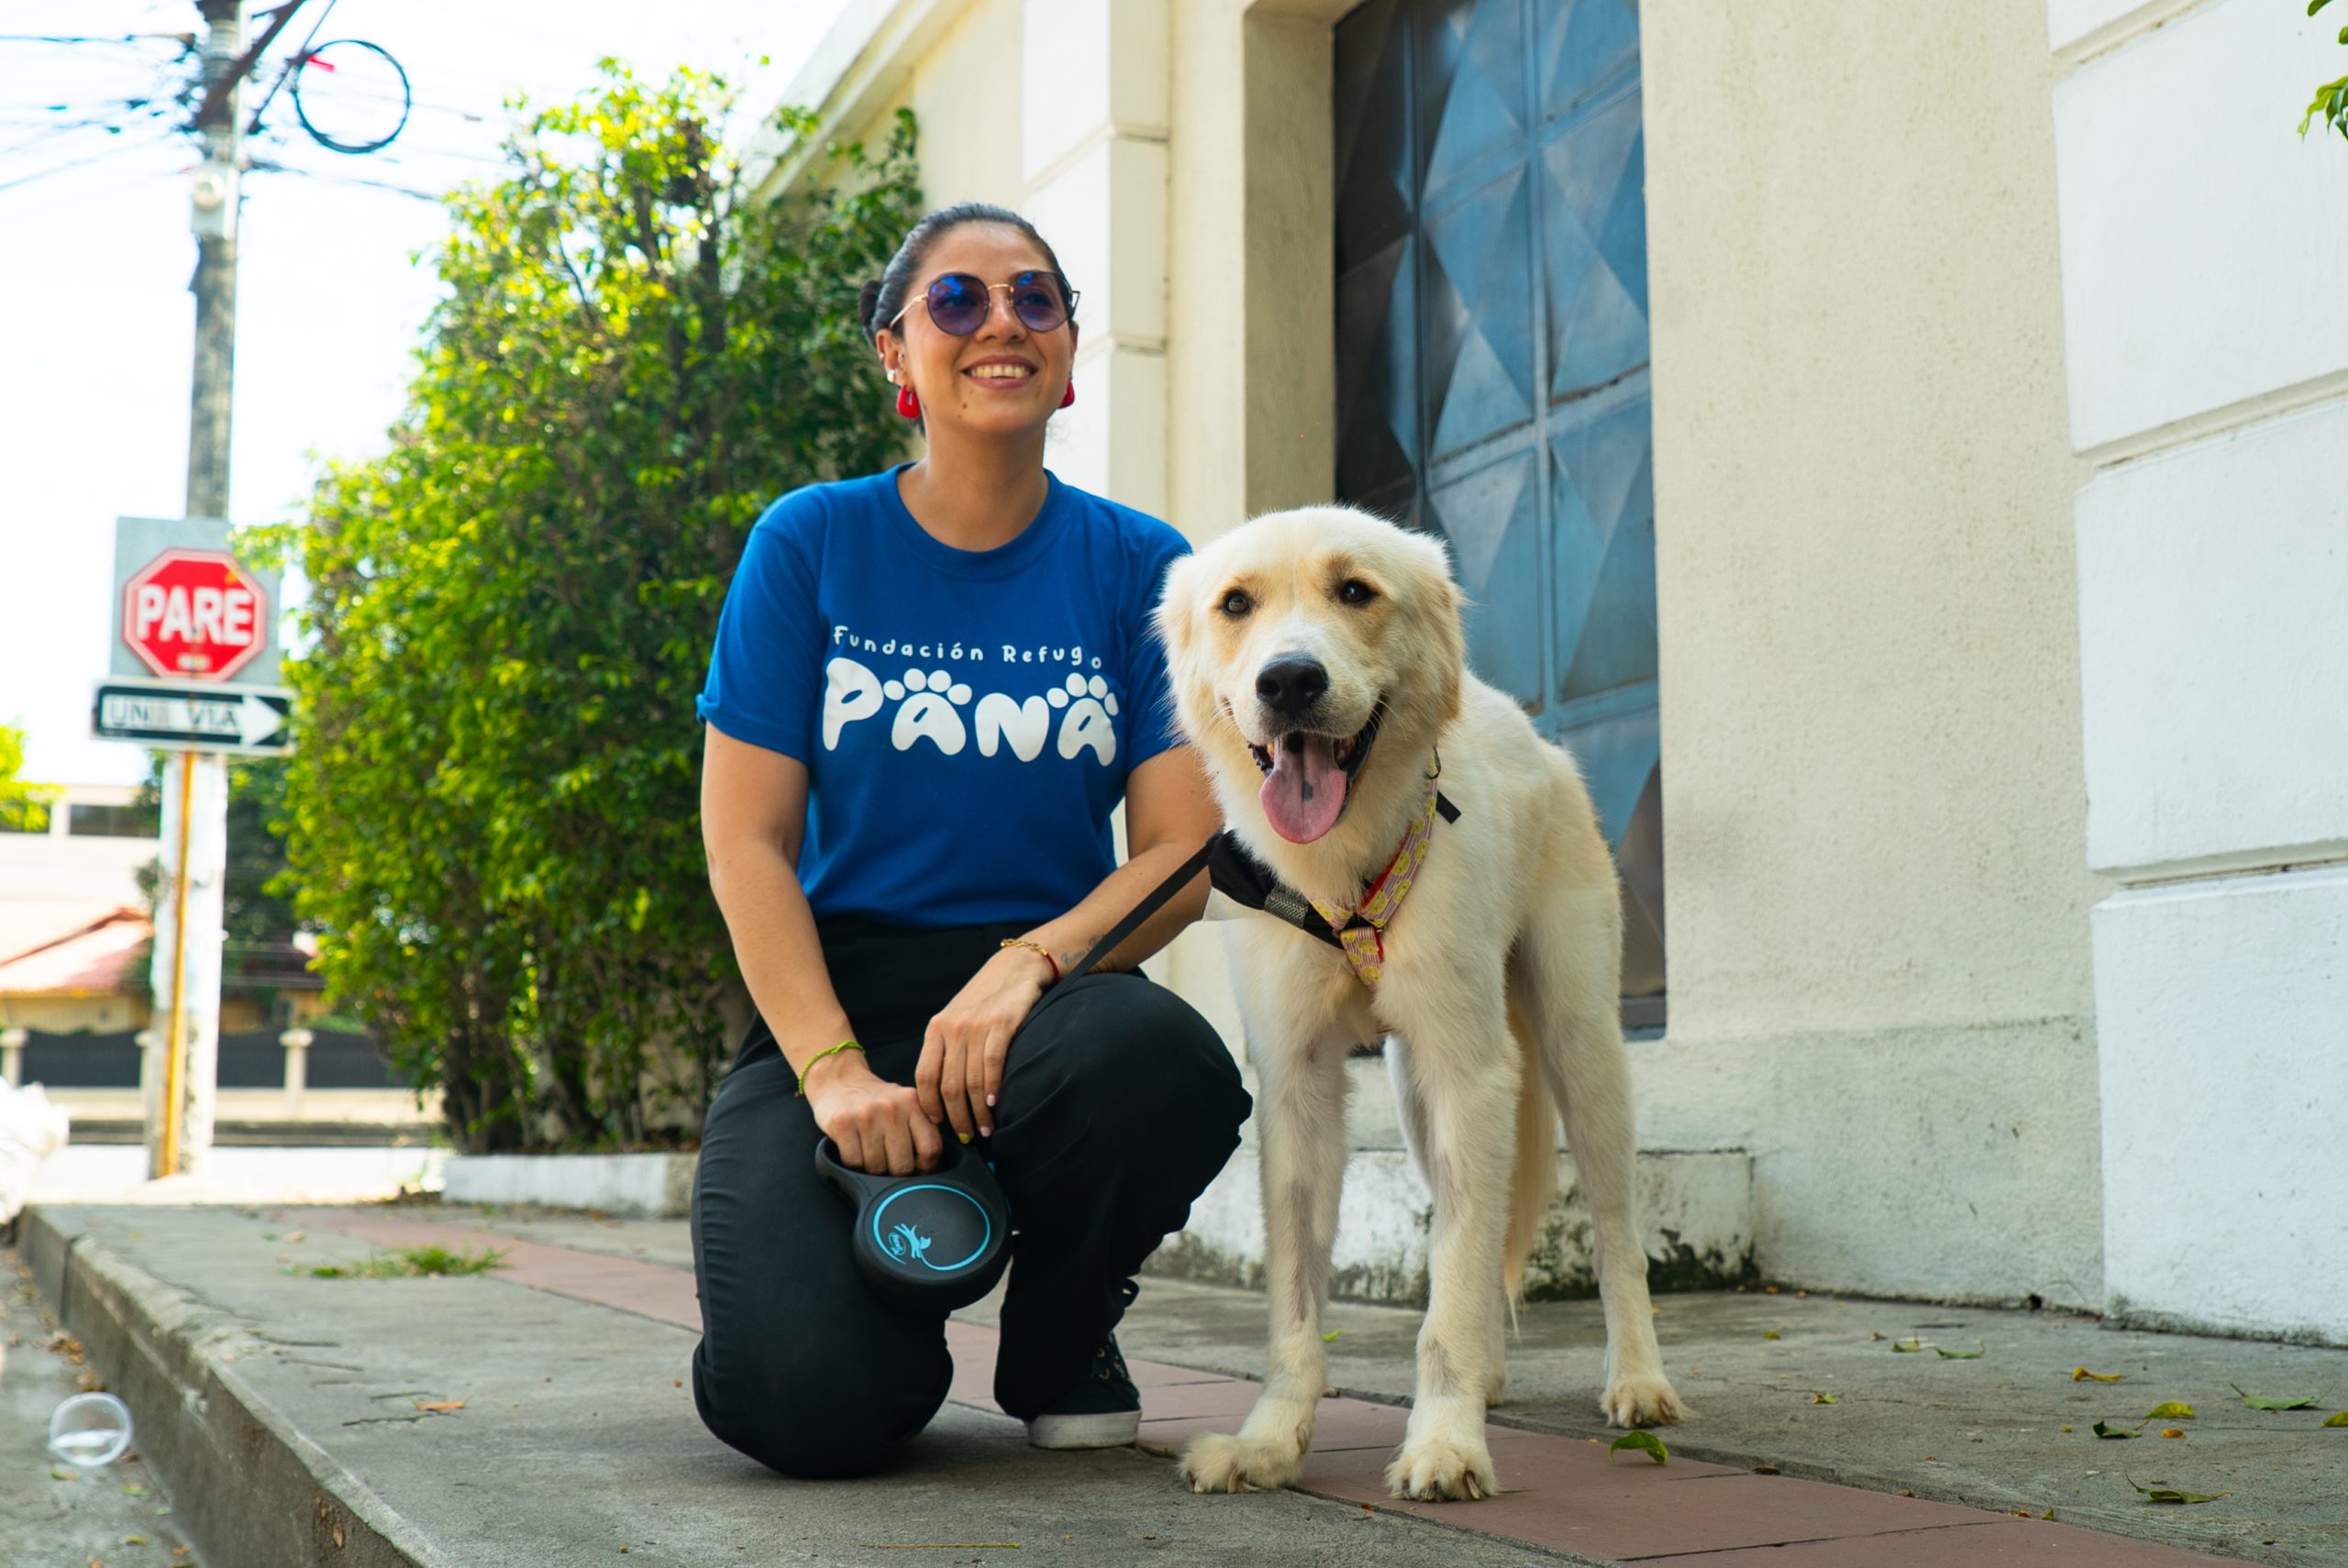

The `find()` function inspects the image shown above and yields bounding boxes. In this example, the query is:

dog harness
[1304,778,1443,988]
[1058,761,1459,994]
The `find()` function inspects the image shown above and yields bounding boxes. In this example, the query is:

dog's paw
[1384,1433,1500,1502]
[1180,1430,1304,1495]
[1600,1373,1689,1428]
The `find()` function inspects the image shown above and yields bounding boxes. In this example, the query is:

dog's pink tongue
[1260,732,1346,844]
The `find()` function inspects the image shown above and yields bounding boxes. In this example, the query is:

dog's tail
[1501,999,1558,1319]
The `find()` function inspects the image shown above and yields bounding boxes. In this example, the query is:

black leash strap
[1058,791,1462,987]
[1060,837,1216,987]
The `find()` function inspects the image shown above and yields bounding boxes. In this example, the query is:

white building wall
[2050,0,2348,1341]
[1639,0,2106,1307]
[1020,0,1169,517]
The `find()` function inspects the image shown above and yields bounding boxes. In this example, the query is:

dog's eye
[1220,589,1253,618]
[1338,579,1378,606]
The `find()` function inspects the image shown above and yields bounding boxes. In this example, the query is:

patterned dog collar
[1306,777,1443,988]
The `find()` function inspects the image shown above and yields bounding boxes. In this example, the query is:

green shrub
[274,66,919,1152]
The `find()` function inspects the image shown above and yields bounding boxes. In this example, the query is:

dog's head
[1155,506,1465,854]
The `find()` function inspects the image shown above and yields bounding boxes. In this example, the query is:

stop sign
[121,548,270,680]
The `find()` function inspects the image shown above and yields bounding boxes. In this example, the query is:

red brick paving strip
[297,1210,2241,1565]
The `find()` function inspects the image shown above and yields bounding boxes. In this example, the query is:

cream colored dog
[1156,505,1685,1502]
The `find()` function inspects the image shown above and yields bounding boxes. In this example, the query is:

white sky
[0,0,853,786]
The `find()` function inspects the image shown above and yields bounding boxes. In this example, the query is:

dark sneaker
[1024,1333,1141,1450]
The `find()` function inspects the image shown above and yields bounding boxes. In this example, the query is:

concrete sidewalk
[12,1199,2342,1567]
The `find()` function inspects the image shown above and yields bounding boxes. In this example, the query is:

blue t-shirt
[696,466,1190,928]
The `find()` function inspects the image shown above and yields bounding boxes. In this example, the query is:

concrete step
[1149,1144,1755,1305]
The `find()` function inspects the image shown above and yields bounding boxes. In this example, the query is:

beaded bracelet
[999,938,1061,984]
[794,1038,863,1097]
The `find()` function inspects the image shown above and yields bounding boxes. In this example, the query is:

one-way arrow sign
[93,679,294,756]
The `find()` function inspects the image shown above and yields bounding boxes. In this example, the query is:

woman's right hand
[805,1053,944,1176]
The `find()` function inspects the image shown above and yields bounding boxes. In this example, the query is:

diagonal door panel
[1335,0,1661,1008]
[1424,166,1534,458]
[1429,450,1543,710]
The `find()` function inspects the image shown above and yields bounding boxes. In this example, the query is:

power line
[0,126,179,195]
[0,33,194,47]
[0,100,170,157]
[246,160,440,201]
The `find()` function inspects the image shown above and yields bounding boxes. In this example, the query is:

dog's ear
[1408,530,1468,729]
[1153,550,1201,667]
[1151,549,1213,737]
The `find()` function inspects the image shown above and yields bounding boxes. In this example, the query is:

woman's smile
[963,355,1038,388]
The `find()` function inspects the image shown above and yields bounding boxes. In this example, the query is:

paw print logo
[1044,672,1117,716]
[890,668,977,755]
[1056,673,1118,764]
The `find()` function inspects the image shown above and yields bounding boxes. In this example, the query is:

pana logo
[823,657,1123,765]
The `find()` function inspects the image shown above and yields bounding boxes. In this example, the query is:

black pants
[689,914,1251,1479]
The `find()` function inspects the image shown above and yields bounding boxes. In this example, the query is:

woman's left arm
[914,745,1220,1143]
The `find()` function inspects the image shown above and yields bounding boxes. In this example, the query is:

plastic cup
[48,1392,134,1468]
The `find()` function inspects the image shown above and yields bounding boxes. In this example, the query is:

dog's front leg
[1180,1019,1350,1495]
[1384,1005,1515,1501]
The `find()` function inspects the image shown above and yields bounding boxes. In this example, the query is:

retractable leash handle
[814,1131,1012,1312]
[814,843,1212,1313]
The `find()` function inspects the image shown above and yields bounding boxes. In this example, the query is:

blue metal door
[1335,0,1663,1024]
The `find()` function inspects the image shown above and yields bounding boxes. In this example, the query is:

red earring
[1059,375,1076,410]
[896,383,921,419]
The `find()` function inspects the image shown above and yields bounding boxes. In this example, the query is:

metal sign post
[99,517,289,1181]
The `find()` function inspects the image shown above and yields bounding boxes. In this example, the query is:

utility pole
[148,0,247,1181]
[188,0,242,523]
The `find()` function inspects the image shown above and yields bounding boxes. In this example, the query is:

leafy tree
[0,724,55,834]
[2307,0,2347,141]
[271,66,919,1153]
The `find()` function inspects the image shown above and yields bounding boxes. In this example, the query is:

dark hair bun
[857,278,885,339]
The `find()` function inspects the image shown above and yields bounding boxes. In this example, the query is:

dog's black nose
[1255,656,1329,717]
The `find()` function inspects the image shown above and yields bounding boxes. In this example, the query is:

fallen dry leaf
[2074,1366,2123,1383]
[2128,1474,2230,1505]
[2144,1402,2196,1420]
[414,1399,466,1414]
[2163,1428,2186,1439]
[2232,1384,2316,1411]
[1609,1430,1668,1465]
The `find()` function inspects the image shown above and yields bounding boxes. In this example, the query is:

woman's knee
[1028,977,1250,1135]
[692,1340,945,1480]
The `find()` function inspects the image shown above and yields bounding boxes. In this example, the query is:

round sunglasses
[889,271,1078,337]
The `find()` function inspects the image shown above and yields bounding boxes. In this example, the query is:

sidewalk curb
[23,1205,439,1568]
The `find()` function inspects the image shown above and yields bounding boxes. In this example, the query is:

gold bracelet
[794,1038,863,1097]
[999,938,1061,984]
